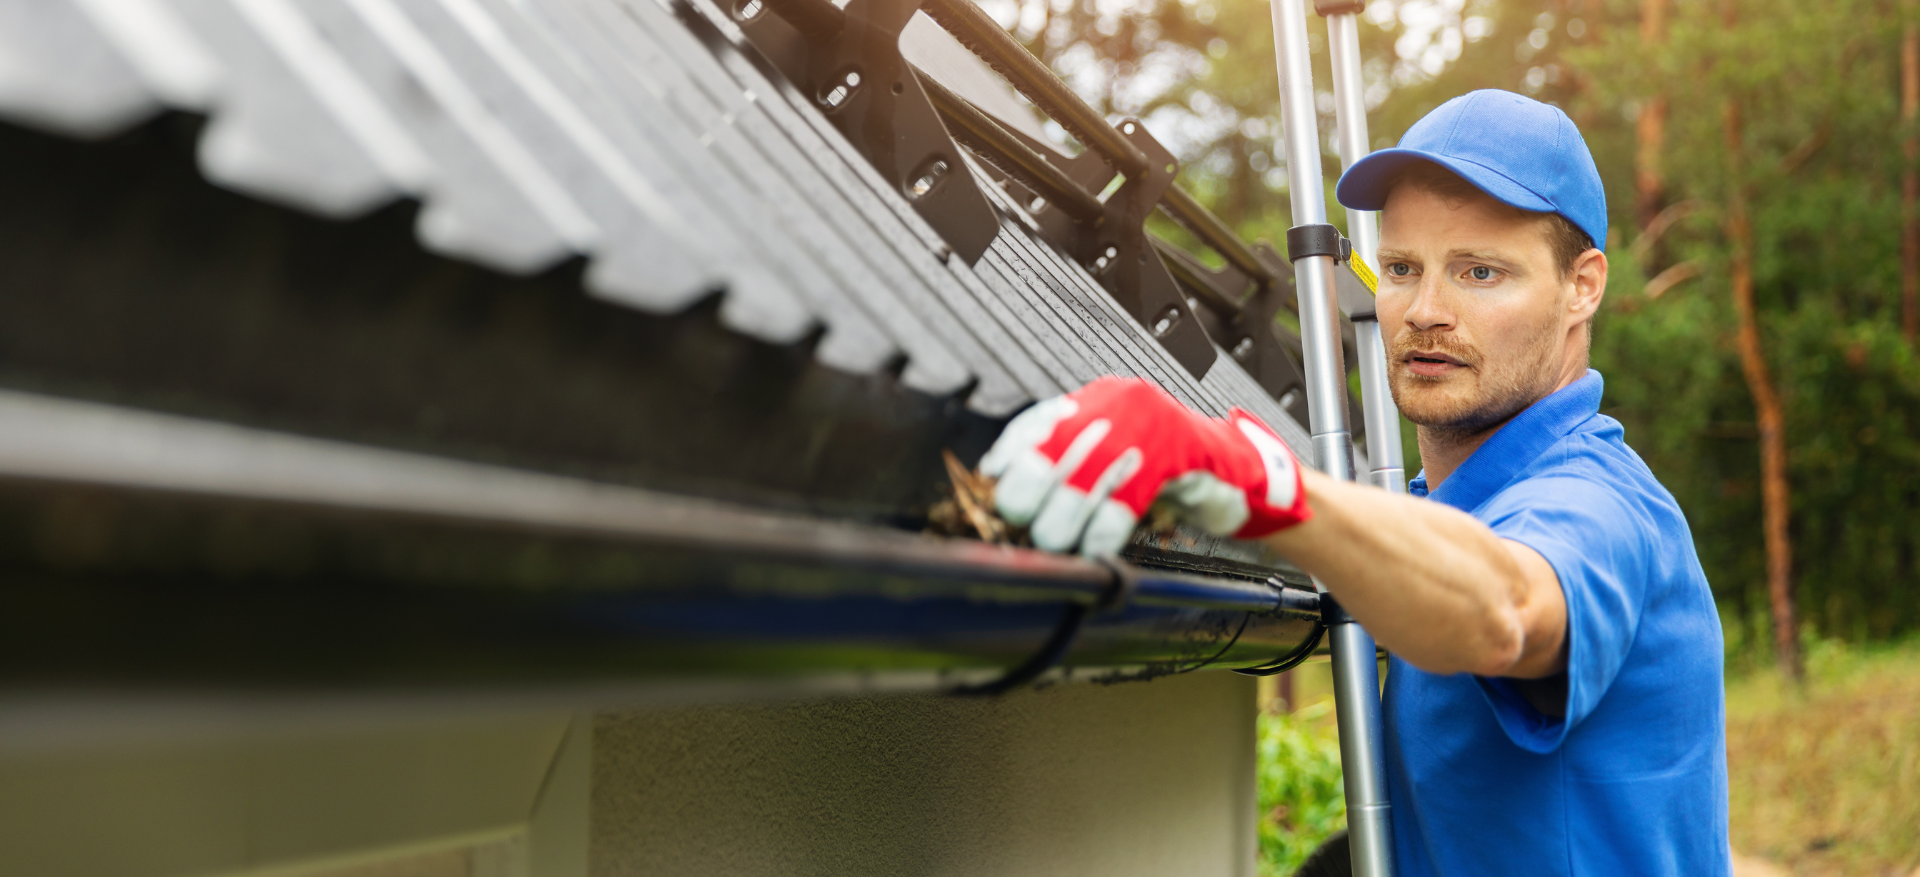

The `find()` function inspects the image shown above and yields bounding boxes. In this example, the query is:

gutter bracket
[1233,581,1332,677]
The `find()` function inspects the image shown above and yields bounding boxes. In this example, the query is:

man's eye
[1468,266,1497,281]
[1386,263,1413,276]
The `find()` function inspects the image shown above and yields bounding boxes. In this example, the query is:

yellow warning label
[1349,254,1379,295]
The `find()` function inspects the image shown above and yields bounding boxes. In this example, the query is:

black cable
[1081,608,1254,687]
[949,601,1092,696]
[950,564,1316,693]
[1169,610,1255,675]
[949,558,1139,696]
[1232,619,1327,677]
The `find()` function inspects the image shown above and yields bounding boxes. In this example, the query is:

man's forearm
[1262,470,1560,677]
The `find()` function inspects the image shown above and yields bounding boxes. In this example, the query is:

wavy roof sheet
[0,0,1309,452]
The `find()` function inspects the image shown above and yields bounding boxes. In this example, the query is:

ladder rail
[1325,9,1409,496]
[1270,0,1355,481]
[1268,2,1398,876]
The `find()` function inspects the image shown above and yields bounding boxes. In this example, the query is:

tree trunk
[1904,16,1918,344]
[1723,99,1802,681]
[1635,0,1668,229]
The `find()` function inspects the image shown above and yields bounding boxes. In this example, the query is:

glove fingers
[1031,447,1142,555]
[1029,483,1090,553]
[1079,499,1139,559]
[980,396,1078,478]
[995,417,1111,525]
[992,451,1055,526]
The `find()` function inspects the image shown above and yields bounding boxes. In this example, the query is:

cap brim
[1335,148,1556,215]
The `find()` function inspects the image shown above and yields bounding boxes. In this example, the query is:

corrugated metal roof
[0,0,1309,451]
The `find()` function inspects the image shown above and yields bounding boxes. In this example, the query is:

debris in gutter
[929,449,1019,544]
[926,449,1182,545]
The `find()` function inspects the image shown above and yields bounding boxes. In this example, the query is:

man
[978,90,1730,876]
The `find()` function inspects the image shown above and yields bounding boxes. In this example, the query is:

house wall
[0,671,1256,877]
[0,709,576,877]
[592,671,1259,877]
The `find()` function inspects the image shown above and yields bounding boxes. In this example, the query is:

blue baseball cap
[1335,89,1608,251]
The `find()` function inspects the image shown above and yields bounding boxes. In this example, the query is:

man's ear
[1567,248,1607,324]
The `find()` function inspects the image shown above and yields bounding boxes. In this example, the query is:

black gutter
[0,390,1322,693]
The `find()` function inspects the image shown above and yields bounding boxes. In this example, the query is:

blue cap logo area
[1335,89,1608,251]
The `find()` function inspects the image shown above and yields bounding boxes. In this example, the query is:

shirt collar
[1407,369,1604,511]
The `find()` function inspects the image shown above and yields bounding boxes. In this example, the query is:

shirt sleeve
[1471,471,1654,753]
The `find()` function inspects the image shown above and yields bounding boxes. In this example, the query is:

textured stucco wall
[591,671,1258,877]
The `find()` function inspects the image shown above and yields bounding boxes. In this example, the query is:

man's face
[1373,184,1599,437]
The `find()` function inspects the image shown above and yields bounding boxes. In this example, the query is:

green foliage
[1255,701,1347,876]
[1572,0,1920,642]
[1026,0,1920,642]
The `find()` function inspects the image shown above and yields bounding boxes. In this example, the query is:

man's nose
[1402,276,1455,332]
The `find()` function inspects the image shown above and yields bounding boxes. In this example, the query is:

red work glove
[978,376,1312,558]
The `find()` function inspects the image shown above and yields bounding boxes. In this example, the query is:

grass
[1725,636,1920,876]
[1253,638,1920,877]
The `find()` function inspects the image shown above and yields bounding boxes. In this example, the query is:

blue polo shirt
[1386,370,1730,876]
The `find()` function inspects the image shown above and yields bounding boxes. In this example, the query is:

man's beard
[1387,313,1563,441]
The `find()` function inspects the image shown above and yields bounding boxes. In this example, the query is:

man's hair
[1385,161,1594,278]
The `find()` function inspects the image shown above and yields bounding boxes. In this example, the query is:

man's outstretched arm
[978,376,1567,680]
[1268,469,1567,679]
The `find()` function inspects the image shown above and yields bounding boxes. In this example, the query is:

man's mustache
[1391,331,1482,369]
